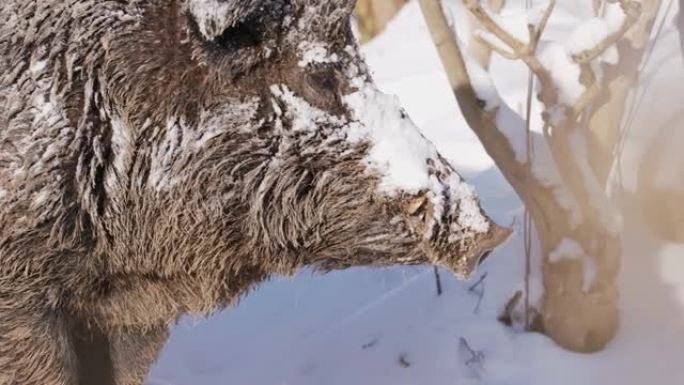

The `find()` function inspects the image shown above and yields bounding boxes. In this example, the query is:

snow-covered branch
[419,0,645,353]
[572,1,641,64]
[465,0,641,236]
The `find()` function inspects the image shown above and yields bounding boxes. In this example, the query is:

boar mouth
[477,250,493,266]
[457,224,513,279]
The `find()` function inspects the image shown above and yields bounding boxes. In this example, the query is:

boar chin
[441,224,513,279]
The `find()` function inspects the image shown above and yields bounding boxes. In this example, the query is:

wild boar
[0,1,510,384]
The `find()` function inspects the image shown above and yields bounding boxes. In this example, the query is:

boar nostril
[478,250,493,266]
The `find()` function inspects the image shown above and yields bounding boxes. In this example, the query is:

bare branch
[418,0,567,218]
[531,0,556,50]
[468,272,488,292]
[419,0,480,98]
[572,0,642,64]
[463,0,527,53]
[679,1,684,67]
[497,290,522,326]
[464,0,556,103]
[467,0,556,53]
[459,337,486,371]
[573,81,603,116]
[468,0,506,68]
[469,272,488,313]
[474,33,522,59]
[467,0,640,114]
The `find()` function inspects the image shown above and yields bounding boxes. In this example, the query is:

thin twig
[469,272,488,313]
[468,271,488,292]
[571,80,603,117]
[530,0,556,50]
[466,0,557,103]
[464,0,527,50]
[620,0,675,137]
[474,33,523,60]
[459,337,486,372]
[523,0,536,332]
[498,290,522,327]
[474,284,486,313]
[434,266,443,296]
[398,353,411,368]
[611,0,672,199]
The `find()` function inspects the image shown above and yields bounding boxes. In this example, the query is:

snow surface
[149,1,684,384]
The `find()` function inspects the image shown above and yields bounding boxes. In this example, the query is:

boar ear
[187,0,262,40]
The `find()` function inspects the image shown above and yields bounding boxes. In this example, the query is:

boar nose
[487,224,513,250]
[439,221,512,279]
[458,223,512,278]
[475,224,512,264]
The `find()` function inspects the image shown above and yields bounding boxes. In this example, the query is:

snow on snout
[344,85,489,234]
[268,77,489,234]
[297,41,340,68]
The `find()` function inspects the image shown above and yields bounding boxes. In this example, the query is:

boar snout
[478,250,493,266]
[444,223,512,279]
[473,224,513,265]
[403,191,511,278]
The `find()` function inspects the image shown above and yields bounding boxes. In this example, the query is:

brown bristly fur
[0,1,509,384]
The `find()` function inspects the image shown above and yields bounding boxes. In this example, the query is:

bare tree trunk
[419,0,640,352]
[632,0,684,243]
[355,0,407,43]
[468,0,505,68]
[679,0,684,63]
[637,109,684,242]
[586,0,663,184]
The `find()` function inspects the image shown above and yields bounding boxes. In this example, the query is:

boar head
[66,0,510,281]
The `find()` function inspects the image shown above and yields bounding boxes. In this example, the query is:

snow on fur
[269,80,490,235]
[187,0,259,40]
[298,41,340,67]
[344,85,490,234]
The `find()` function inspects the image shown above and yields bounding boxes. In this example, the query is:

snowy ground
[148,1,684,384]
